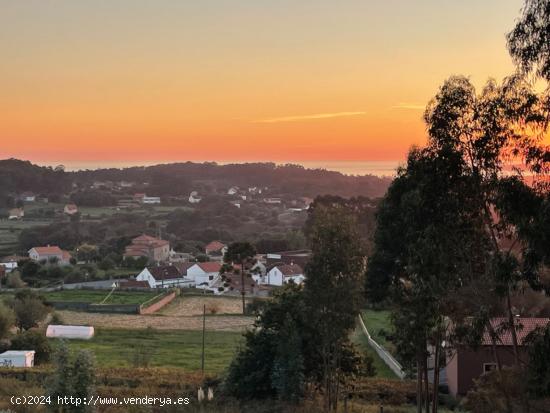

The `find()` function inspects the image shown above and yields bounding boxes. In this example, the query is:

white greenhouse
[0,351,35,368]
[46,325,95,340]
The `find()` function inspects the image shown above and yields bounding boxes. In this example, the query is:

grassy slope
[351,322,397,379]
[43,289,159,305]
[55,328,243,373]
[361,309,396,355]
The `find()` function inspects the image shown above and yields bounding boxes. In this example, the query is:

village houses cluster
[1,234,310,297]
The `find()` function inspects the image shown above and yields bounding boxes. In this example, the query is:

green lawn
[54,328,243,373]
[351,323,397,379]
[43,289,159,305]
[361,309,396,354]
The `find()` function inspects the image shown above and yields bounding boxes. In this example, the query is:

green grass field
[361,309,396,355]
[55,328,243,373]
[44,289,159,305]
[351,323,397,379]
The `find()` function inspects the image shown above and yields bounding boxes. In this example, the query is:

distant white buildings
[19,192,36,202]
[227,186,239,195]
[142,196,161,204]
[189,191,202,204]
[64,203,79,215]
[133,193,161,204]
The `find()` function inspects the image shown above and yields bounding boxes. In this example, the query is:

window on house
[483,363,497,374]
[209,275,213,280]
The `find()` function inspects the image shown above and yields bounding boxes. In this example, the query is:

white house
[187,262,222,288]
[263,197,282,204]
[0,351,35,368]
[136,264,193,288]
[142,196,161,204]
[264,263,305,286]
[64,203,78,215]
[227,186,239,195]
[0,256,21,273]
[28,246,71,265]
[205,241,227,258]
[19,192,36,202]
[189,191,202,204]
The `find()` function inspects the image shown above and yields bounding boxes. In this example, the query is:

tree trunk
[417,357,422,413]
[505,288,520,365]
[424,353,430,413]
[241,261,246,314]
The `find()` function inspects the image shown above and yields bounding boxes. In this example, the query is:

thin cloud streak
[253,111,366,124]
[392,103,425,110]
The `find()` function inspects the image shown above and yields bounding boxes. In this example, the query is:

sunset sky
[0,0,525,165]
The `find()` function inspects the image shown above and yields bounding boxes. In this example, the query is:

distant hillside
[0,159,392,203]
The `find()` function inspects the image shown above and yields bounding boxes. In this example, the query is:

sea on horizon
[35,160,402,177]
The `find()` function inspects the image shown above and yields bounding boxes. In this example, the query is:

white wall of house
[0,261,18,273]
[266,267,284,286]
[136,268,156,288]
[285,275,305,285]
[187,265,219,288]
[135,268,190,288]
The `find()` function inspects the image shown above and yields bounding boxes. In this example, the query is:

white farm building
[0,351,35,368]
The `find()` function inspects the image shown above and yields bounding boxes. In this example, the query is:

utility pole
[241,260,246,314]
[201,303,206,375]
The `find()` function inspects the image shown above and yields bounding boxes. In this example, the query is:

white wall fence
[358,315,406,380]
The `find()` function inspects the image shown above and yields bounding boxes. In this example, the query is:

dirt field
[57,310,253,331]
[56,295,256,332]
[160,296,250,316]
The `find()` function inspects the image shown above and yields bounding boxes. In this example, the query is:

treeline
[72,162,392,198]
[0,159,71,206]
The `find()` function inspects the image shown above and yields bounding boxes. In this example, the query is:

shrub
[10,329,52,364]
[50,312,64,325]
[0,303,15,340]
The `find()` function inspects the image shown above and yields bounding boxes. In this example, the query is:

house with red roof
[446,317,550,396]
[124,234,170,263]
[28,246,71,265]
[187,262,222,288]
[264,263,305,286]
[205,241,227,258]
[64,203,79,215]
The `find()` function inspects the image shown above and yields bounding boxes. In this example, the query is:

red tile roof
[482,317,550,346]
[205,241,226,253]
[273,264,304,276]
[197,262,222,273]
[31,246,64,255]
[132,234,169,246]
